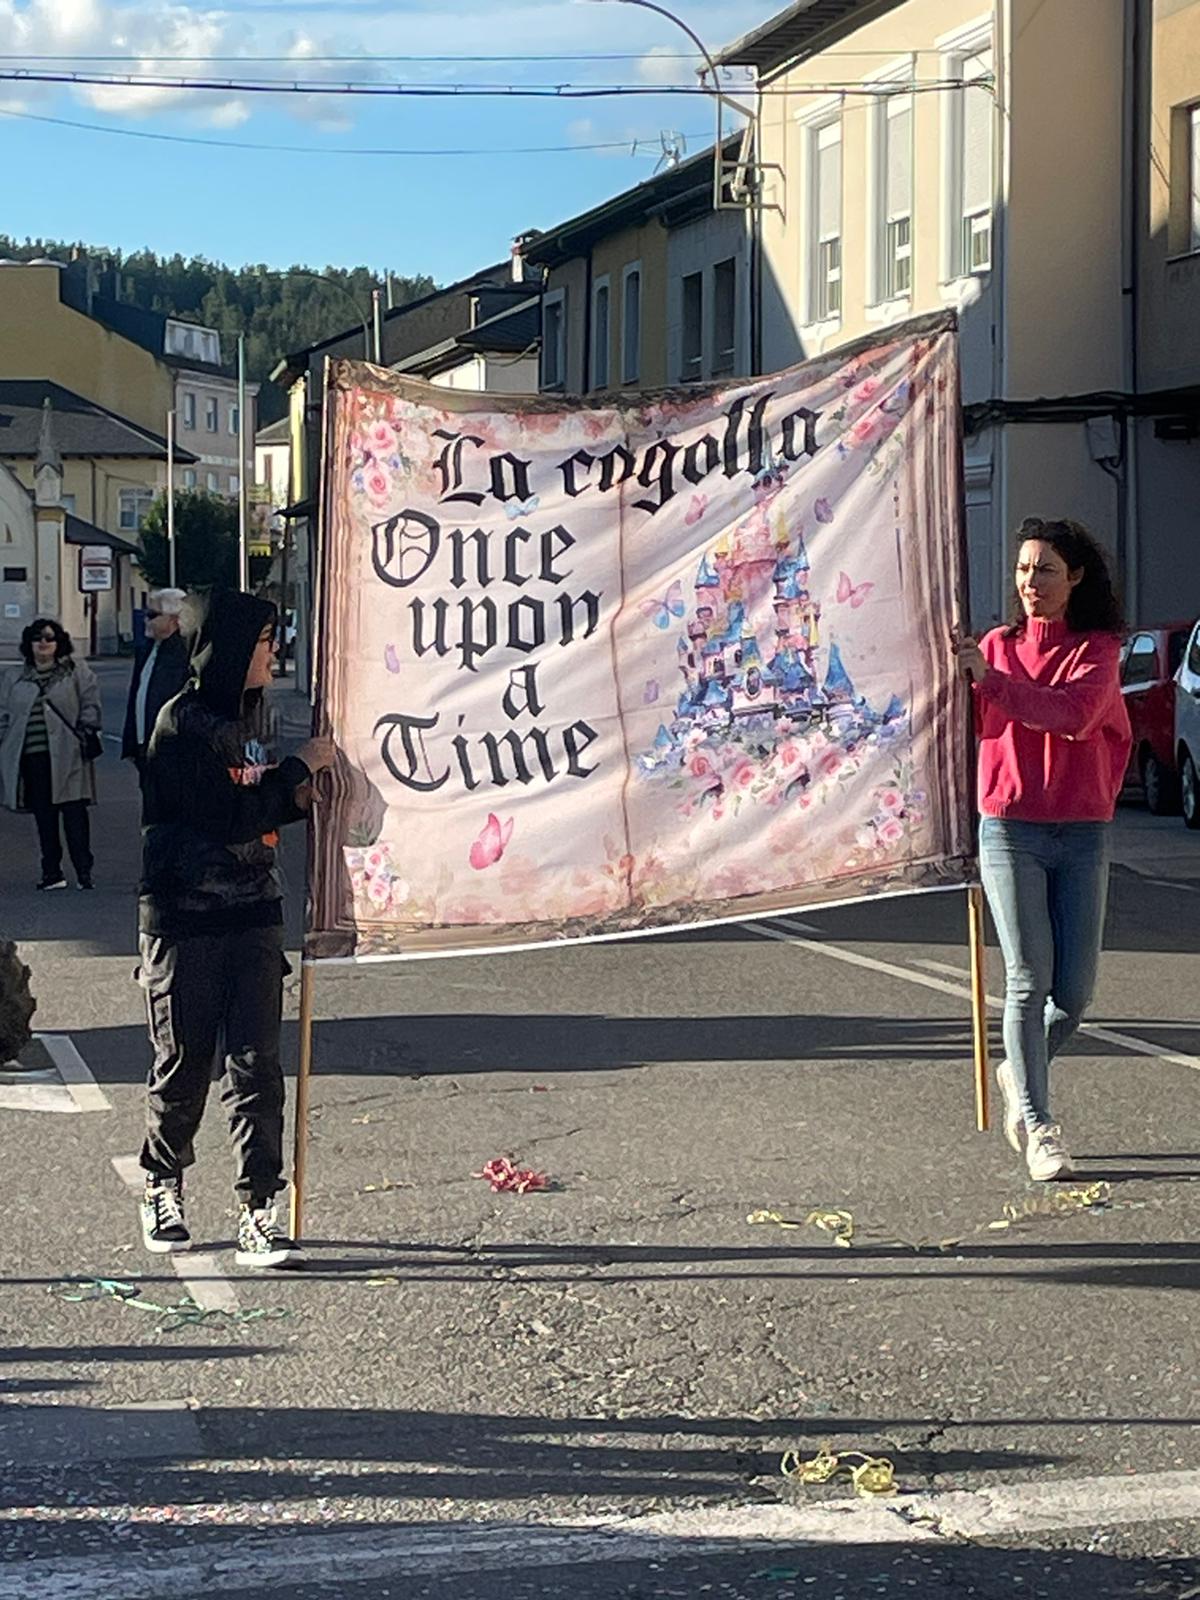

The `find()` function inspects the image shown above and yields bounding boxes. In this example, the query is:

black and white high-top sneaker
[235,1201,298,1268]
[141,1178,190,1253]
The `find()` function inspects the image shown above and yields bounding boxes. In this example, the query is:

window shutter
[817,122,841,240]
[885,99,912,219]
[962,50,992,216]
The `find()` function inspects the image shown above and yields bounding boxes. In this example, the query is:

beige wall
[591,220,670,390]
[0,464,35,653]
[1141,0,1200,389]
[0,266,174,435]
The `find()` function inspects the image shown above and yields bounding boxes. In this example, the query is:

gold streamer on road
[781,1444,897,1497]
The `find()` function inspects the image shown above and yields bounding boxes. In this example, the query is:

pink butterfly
[643,679,660,704]
[836,571,874,609]
[639,579,685,630]
[685,494,708,526]
[469,813,514,871]
[384,643,400,674]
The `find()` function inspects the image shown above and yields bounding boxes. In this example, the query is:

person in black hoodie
[137,590,332,1267]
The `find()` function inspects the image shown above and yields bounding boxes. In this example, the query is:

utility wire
[0,67,985,98]
[0,103,701,157]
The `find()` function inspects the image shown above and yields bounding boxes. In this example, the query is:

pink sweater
[974,618,1131,822]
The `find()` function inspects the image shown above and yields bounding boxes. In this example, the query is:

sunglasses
[33,632,57,643]
[144,610,161,620]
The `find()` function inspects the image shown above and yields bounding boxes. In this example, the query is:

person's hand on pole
[951,631,988,684]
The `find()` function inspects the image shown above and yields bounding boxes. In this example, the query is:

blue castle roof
[769,646,816,695]
[823,641,855,699]
[695,551,721,588]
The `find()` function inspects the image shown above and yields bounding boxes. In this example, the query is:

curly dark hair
[1006,517,1125,635]
[19,617,74,665]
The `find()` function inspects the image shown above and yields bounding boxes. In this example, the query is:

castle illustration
[665,465,899,739]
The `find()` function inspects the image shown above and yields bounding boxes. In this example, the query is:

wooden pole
[967,884,990,1132]
[289,961,317,1241]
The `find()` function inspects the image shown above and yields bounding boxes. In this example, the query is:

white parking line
[37,1035,111,1113]
[110,1156,240,1314]
[2,1465,1199,1598]
[755,919,1200,1074]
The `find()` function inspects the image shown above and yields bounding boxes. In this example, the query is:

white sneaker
[1027,1124,1072,1182]
[995,1060,1024,1153]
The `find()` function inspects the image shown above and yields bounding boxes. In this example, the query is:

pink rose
[850,415,878,447]
[853,378,881,403]
[366,873,392,908]
[365,464,391,503]
[732,759,757,790]
[818,749,843,779]
[878,817,905,845]
[690,754,712,778]
[877,788,904,813]
[779,742,800,768]
[368,420,397,455]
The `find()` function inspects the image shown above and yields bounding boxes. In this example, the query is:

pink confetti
[473,1157,549,1194]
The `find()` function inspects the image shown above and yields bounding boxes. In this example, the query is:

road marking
[3,1465,1199,1598]
[37,1034,111,1113]
[1140,875,1200,895]
[110,1156,240,1314]
[755,919,1200,1075]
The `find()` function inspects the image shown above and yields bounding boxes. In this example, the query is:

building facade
[523,142,751,397]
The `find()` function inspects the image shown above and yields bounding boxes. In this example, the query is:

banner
[308,312,973,962]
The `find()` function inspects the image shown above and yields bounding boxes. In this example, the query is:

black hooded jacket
[139,591,311,937]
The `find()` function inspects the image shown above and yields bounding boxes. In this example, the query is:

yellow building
[0,262,174,438]
[0,382,194,653]
[712,0,1142,626]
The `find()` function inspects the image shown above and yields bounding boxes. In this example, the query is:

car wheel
[1141,751,1180,816]
[1182,753,1200,830]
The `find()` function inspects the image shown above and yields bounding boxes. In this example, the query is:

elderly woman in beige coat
[0,618,102,889]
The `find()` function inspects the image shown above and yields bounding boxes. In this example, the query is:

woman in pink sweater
[954,517,1130,1181]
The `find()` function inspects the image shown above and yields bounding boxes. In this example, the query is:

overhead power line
[0,67,986,99]
[0,104,703,158]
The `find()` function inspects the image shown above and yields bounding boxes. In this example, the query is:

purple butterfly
[384,643,400,674]
[643,680,660,704]
[814,497,834,524]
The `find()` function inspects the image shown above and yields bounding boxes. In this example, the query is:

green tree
[138,490,239,590]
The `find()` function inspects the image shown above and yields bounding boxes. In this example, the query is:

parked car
[1119,621,1195,813]
[1176,618,1200,830]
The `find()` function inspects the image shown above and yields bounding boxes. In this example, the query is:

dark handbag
[41,688,103,762]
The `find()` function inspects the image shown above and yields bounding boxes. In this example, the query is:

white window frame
[591,274,611,391]
[118,487,154,532]
[621,261,642,385]
[206,471,220,493]
[182,468,197,489]
[181,391,196,430]
[541,286,567,390]
[864,57,916,314]
[229,404,240,436]
[204,397,219,433]
[796,96,844,329]
[938,17,995,283]
[230,472,241,495]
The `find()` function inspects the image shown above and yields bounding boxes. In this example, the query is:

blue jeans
[978,817,1111,1131]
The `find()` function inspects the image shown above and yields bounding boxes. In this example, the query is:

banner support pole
[967,884,990,1131]
[290,960,317,1241]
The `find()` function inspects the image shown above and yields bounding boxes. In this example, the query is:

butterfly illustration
[814,497,834,524]
[469,813,514,871]
[836,571,875,609]
[643,679,660,704]
[384,643,400,674]
[685,493,708,526]
[504,494,540,521]
[880,381,910,415]
[639,579,685,630]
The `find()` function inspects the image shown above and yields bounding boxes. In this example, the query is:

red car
[1120,621,1196,813]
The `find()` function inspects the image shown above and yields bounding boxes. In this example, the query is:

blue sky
[0,0,768,284]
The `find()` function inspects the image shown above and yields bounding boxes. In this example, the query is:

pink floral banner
[308,312,973,961]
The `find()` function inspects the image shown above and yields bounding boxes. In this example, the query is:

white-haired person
[123,589,191,772]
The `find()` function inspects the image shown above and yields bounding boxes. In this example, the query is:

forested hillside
[0,234,436,421]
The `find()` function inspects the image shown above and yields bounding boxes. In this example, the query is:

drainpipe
[992,0,1013,624]
[1121,0,1144,623]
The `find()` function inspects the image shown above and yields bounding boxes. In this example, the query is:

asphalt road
[1,659,1198,1599]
